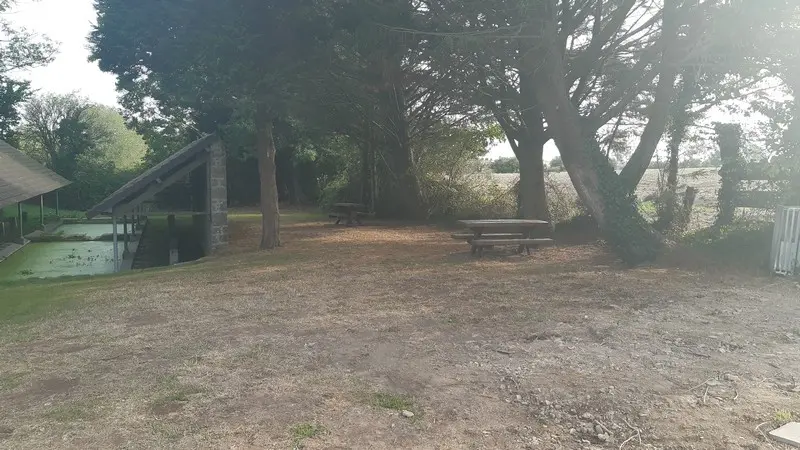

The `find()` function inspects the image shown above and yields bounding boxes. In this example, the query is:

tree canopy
[0,0,55,144]
[17,93,148,210]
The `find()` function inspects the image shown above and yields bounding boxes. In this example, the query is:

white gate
[771,206,800,275]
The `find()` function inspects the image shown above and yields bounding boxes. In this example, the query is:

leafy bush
[548,156,564,172]
[490,156,519,174]
[683,220,774,269]
[544,171,581,224]
[421,171,517,220]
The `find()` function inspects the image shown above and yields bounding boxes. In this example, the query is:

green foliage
[544,173,581,224]
[17,94,147,210]
[0,76,30,144]
[490,157,519,174]
[548,157,564,172]
[774,410,796,426]
[683,220,773,268]
[0,2,55,75]
[82,106,147,171]
[0,203,84,239]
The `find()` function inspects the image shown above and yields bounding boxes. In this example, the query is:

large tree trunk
[529,37,661,264]
[618,0,681,192]
[516,69,550,221]
[515,140,549,221]
[660,69,697,230]
[256,110,280,249]
[360,121,379,212]
[377,53,424,219]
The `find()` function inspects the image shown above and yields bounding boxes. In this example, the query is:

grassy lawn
[1,203,84,221]
[1,203,85,237]
[1,211,799,448]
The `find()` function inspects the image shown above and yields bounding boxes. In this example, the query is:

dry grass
[494,168,723,229]
[1,210,799,449]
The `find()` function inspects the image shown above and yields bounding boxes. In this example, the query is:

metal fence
[771,206,800,275]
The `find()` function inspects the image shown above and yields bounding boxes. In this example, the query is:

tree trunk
[715,123,742,227]
[516,68,550,222]
[617,0,681,192]
[530,38,661,264]
[515,141,549,221]
[377,53,423,219]
[360,122,375,209]
[660,69,697,230]
[256,111,280,249]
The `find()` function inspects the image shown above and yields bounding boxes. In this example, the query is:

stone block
[770,422,800,447]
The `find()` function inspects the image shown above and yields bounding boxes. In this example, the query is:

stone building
[87,134,228,270]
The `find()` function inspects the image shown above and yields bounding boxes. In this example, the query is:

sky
[7,0,119,106]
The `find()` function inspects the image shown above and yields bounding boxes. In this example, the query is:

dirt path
[1,217,799,449]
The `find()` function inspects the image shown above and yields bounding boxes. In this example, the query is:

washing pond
[0,241,116,281]
[55,223,115,239]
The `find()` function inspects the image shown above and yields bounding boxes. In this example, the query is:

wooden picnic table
[457,219,552,257]
[330,203,369,226]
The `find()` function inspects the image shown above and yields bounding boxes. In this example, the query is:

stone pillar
[207,139,228,253]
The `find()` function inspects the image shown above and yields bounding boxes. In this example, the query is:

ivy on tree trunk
[531,34,662,265]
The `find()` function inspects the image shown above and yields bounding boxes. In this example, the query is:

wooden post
[168,214,179,265]
[55,191,60,217]
[39,195,45,228]
[17,202,23,240]
[716,123,742,227]
[123,215,130,256]
[112,214,119,272]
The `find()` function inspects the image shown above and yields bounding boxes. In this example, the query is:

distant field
[493,168,723,230]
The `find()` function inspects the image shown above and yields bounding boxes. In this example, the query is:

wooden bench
[451,232,523,242]
[471,238,554,256]
[329,211,373,225]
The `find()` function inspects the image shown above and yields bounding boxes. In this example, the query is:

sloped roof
[87,134,219,218]
[0,139,70,210]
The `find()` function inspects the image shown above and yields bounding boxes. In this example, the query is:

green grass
[637,200,658,220]
[289,423,327,448]
[1,203,84,220]
[370,392,416,412]
[0,208,322,327]
[150,375,206,410]
[44,402,95,423]
[1,204,84,237]
[229,210,326,225]
[0,372,26,391]
[774,410,795,425]
[0,281,90,326]
[0,268,174,327]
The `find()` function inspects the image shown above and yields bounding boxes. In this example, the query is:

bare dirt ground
[2,213,800,449]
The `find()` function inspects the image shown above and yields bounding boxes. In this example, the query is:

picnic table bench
[329,203,372,226]
[455,219,554,257]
